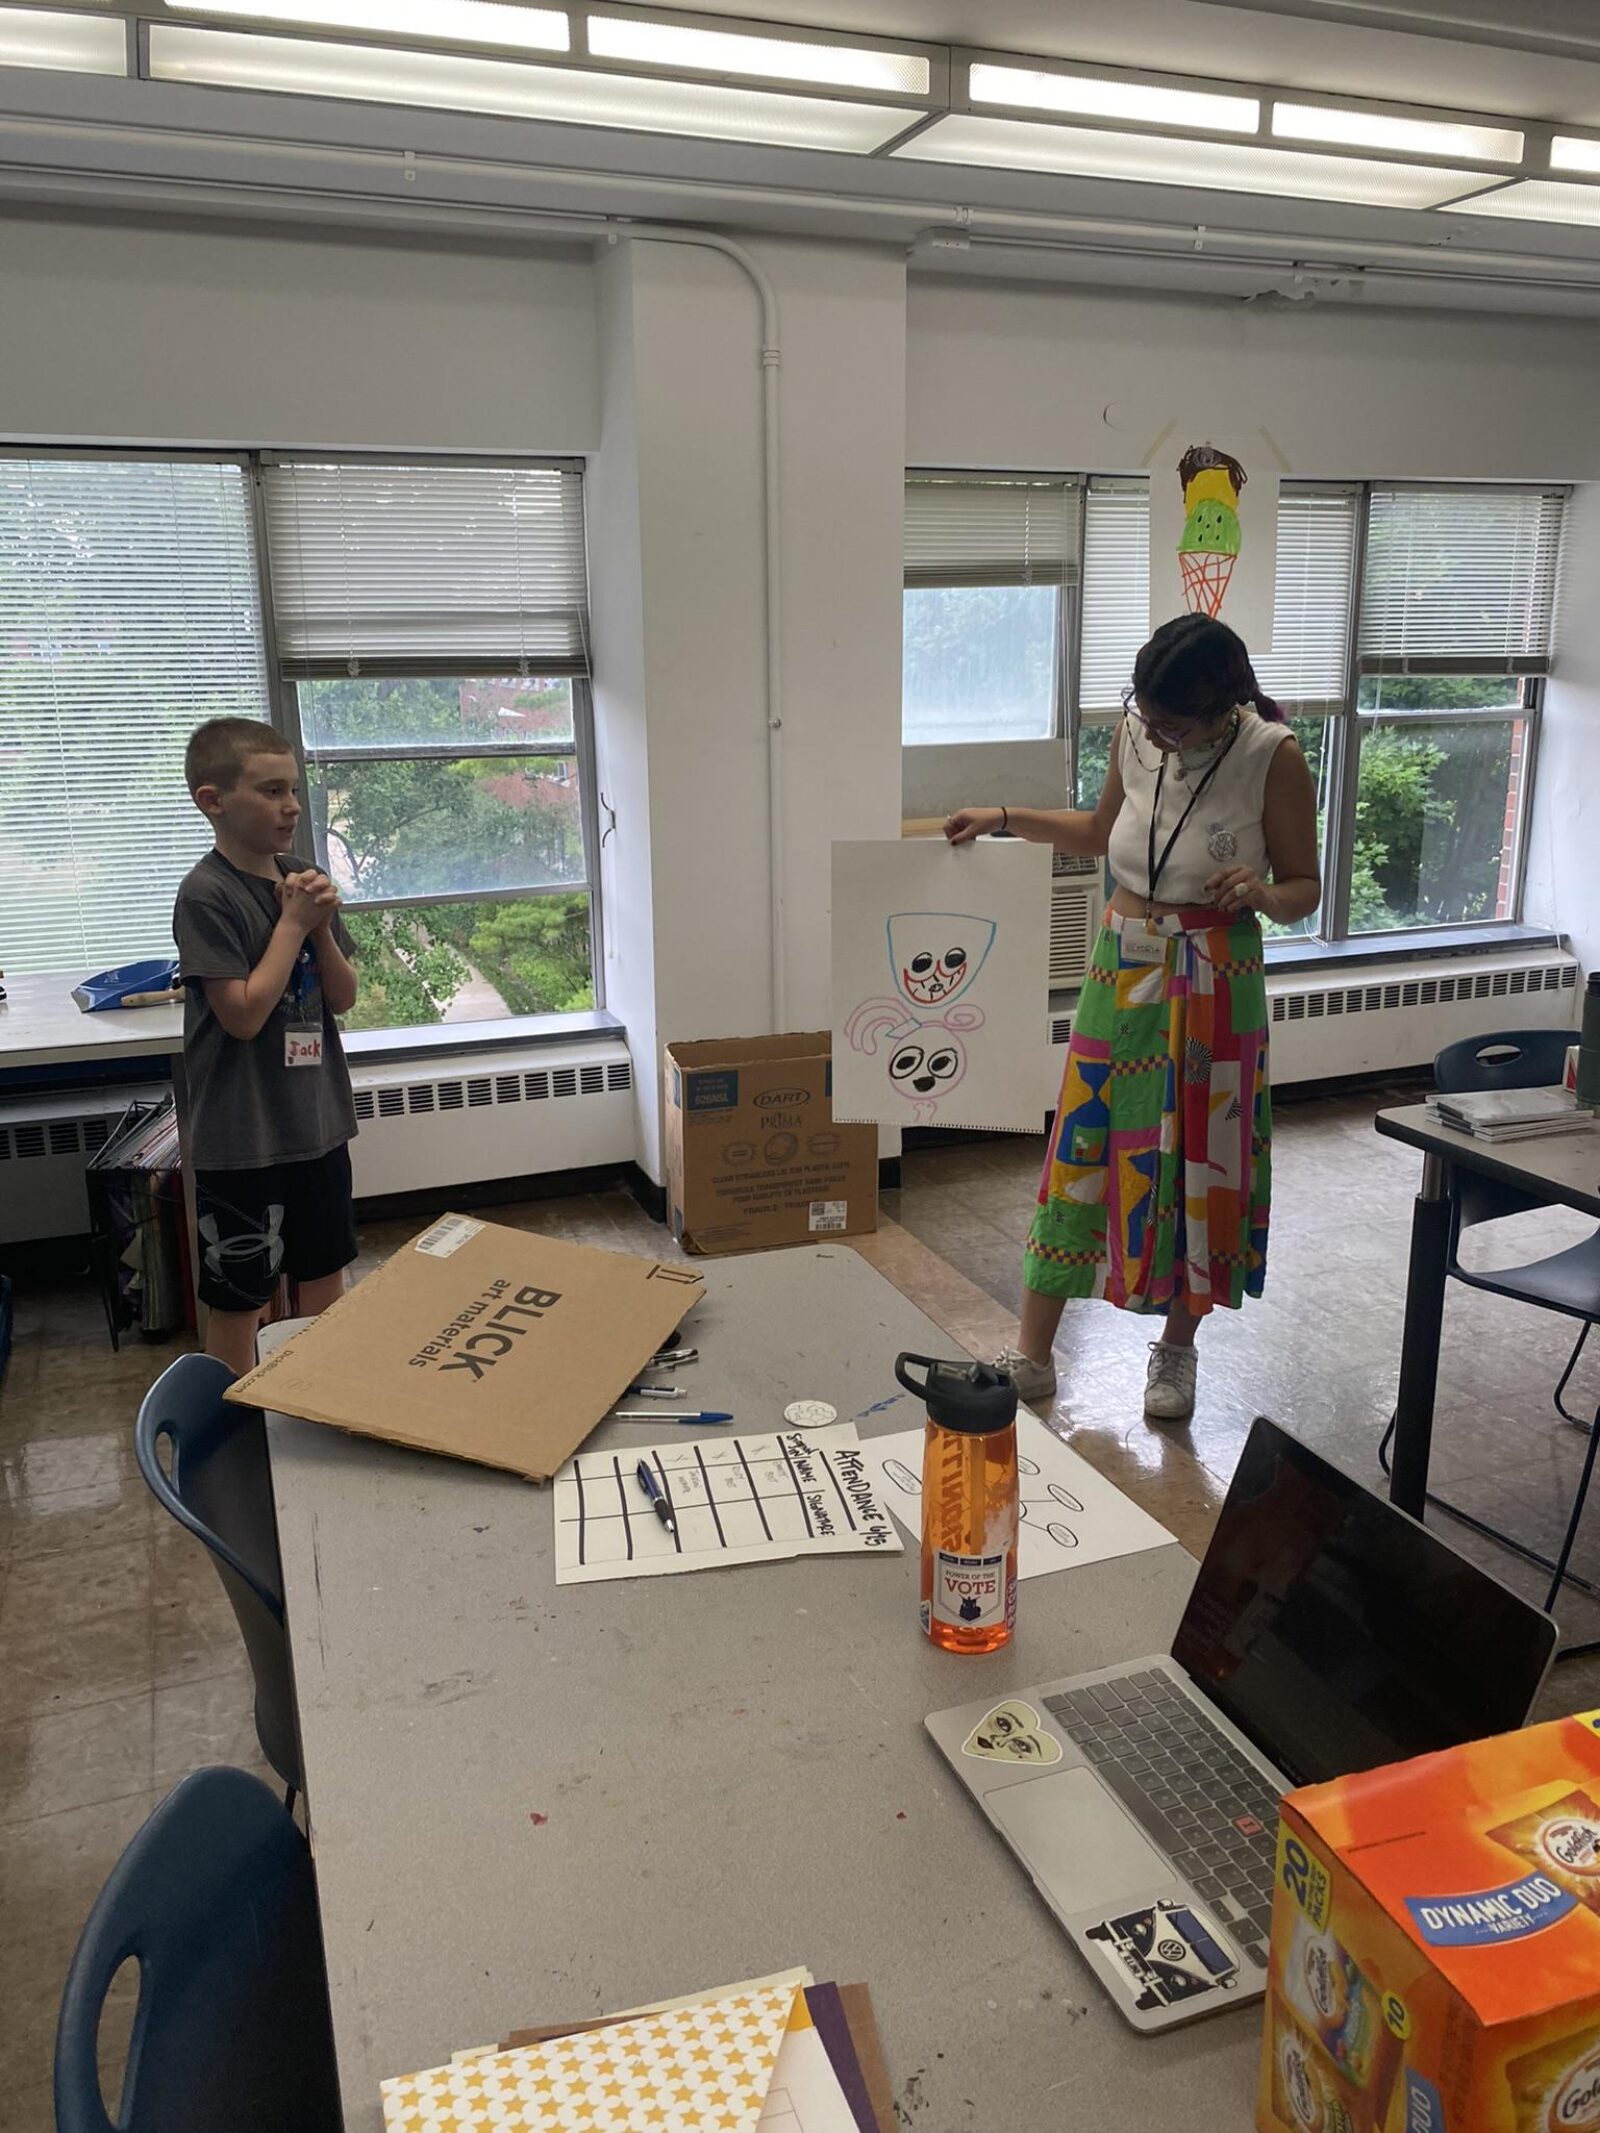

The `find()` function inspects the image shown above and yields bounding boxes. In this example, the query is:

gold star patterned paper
[379,1983,798,2132]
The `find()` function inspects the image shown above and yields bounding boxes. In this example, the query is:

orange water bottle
[895,1352,1019,1654]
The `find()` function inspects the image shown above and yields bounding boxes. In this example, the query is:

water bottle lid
[894,1351,1019,1434]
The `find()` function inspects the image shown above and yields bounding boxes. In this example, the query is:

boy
[174,717,360,1375]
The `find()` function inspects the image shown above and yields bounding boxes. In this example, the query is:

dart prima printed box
[1258,1712,1600,2133]
[664,1033,878,1257]
[226,1213,703,1482]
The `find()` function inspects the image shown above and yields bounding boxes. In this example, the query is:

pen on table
[651,1347,699,1367]
[613,1410,734,1425]
[623,1383,685,1398]
[634,1459,676,1536]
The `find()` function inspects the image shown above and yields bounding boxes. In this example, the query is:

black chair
[1380,1028,1600,1632]
[55,1767,340,2133]
[136,1354,302,1802]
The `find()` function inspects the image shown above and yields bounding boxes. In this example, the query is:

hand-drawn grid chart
[553,1425,903,1585]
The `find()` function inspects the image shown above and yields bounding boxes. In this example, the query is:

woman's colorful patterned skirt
[1025,906,1270,1316]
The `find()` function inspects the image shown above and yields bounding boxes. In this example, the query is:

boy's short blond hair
[185,717,294,797]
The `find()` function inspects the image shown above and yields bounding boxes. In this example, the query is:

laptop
[925,1416,1557,2032]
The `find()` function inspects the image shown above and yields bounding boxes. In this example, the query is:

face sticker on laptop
[961,1700,1063,1766]
[1085,1900,1240,2014]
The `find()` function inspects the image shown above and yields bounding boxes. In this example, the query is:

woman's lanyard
[1144,720,1242,918]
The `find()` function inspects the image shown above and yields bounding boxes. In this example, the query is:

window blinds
[1358,486,1565,673]
[904,473,1081,589]
[0,456,268,975]
[262,459,591,677]
[1078,479,1150,710]
[1077,481,1357,713]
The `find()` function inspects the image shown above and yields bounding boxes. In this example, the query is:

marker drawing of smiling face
[887,912,996,1009]
[889,1036,966,1104]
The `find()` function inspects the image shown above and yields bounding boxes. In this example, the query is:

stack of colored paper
[380,1968,895,2132]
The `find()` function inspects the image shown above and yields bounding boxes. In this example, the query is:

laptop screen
[1171,1417,1556,1788]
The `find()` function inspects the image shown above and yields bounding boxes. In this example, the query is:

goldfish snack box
[1257,1712,1600,2133]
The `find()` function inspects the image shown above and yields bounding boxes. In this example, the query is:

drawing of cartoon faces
[888,1034,966,1108]
[887,912,996,1010]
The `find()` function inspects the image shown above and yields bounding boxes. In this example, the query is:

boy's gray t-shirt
[173,849,359,1172]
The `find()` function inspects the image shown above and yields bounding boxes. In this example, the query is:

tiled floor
[4,1091,1600,2124]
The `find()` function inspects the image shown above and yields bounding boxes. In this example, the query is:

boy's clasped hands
[275,867,342,935]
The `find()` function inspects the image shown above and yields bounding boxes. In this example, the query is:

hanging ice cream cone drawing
[1176,444,1248,618]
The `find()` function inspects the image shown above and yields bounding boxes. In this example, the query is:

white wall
[0,210,598,450]
[587,234,907,1183]
[906,279,1600,480]
[1526,482,1600,982]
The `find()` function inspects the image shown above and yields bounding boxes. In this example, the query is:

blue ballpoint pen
[614,1409,734,1424]
[634,1460,676,1536]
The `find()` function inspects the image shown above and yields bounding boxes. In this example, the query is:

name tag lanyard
[1144,720,1242,920]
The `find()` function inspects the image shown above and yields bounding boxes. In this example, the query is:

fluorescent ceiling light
[166,0,568,50]
[588,15,927,95]
[970,60,1257,134]
[896,113,1485,210]
[1273,101,1522,162]
[147,24,913,149]
[0,5,125,74]
[1440,178,1600,227]
[1551,135,1600,174]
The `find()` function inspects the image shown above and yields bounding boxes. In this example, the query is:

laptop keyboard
[1043,1668,1282,1969]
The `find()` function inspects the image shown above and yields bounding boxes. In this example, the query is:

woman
[945,614,1321,1422]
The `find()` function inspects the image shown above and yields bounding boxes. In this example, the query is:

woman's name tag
[1120,923,1168,966]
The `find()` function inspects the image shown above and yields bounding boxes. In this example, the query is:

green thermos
[1579,974,1600,1109]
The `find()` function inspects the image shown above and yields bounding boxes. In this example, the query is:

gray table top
[264,1247,1261,2131]
[0,970,184,1072]
[1376,1099,1600,1218]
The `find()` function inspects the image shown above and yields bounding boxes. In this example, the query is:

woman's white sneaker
[1144,1341,1197,1421]
[994,1345,1057,1405]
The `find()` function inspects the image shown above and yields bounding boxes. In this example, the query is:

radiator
[347,1037,636,1198]
[1046,949,1578,1090]
[0,1082,169,1243]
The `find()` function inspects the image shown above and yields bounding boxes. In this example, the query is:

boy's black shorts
[194,1145,357,1313]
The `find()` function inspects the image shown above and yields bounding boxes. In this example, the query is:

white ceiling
[653,0,1600,126]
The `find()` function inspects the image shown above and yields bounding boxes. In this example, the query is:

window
[0,455,269,973]
[1350,486,1562,933]
[902,473,1079,744]
[261,458,598,1031]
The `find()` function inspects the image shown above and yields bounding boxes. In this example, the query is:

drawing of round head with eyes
[888,1030,968,1123]
[887,912,997,1011]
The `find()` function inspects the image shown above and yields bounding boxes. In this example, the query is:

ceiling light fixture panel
[1440,178,1600,227]
[147,23,915,150]
[587,15,929,96]
[166,0,570,51]
[0,4,127,74]
[969,59,1257,134]
[1551,135,1600,175]
[1273,100,1523,164]
[896,113,1488,211]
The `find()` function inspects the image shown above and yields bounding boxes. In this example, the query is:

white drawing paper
[865,1412,1173,1576]
[1148,442,1278,656]
[554,1423,903,1585]
[758,2019,860,2132]
[831,838,1052,1132]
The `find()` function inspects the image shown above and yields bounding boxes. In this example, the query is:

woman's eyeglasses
[1120,686,1228,746]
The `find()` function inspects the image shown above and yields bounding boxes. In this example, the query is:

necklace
[1172,708,1242,783]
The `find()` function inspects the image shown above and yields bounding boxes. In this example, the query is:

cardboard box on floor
[224,1213,704,1482]
[663,1032,878,1257]
[1259,1711,1600,2133]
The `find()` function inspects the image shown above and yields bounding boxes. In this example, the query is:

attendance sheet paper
[553,1422,903,1585]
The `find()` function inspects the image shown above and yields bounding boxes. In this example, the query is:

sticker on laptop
[1085,1900,1240,2014]
[960,1700,1063,1767]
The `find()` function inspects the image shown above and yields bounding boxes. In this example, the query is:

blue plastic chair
[55,1767,340,2133]
[1380,1028,1600,1627]
[136,1354,302,1800]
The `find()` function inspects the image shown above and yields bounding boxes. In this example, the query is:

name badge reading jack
[285,1029,324,1069]
[1120,923,1168,967]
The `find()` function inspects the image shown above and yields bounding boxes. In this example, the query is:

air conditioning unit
[0,1081,169,1243]
[1050,853,1102,991]
[348,1037,636,1198]
[1047,949,1578,1091]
